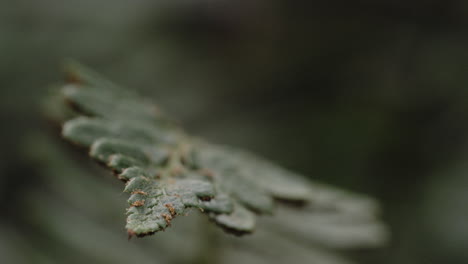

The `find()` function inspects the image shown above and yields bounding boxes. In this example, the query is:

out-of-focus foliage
[2,0,468,263]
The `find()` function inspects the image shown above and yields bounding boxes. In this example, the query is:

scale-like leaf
[58,62,387,240]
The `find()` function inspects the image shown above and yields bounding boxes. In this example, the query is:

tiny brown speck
[66,72,81,84]
[162,213,172,226]
[165,203,176,216]
[127,230,136,240]
[131,200,145,207]
[131,190,148,195]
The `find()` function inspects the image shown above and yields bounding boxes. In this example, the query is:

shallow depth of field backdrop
[1,1,468,263]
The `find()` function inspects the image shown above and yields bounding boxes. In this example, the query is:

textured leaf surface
[25,134,387,264]
[58,62,387,240]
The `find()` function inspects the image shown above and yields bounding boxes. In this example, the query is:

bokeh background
[1,0,468,263]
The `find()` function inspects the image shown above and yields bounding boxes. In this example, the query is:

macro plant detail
[55,62,387,254]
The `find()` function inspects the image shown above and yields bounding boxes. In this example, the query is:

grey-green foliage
[21,134,215,264]
[57,62,388,243]
[21,132,384,264]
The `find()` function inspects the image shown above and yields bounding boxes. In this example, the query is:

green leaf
[58,62,387,241]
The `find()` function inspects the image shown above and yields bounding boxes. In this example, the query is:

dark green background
[1,1,468,263]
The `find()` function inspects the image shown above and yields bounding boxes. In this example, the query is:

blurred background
[1,0,468,263]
